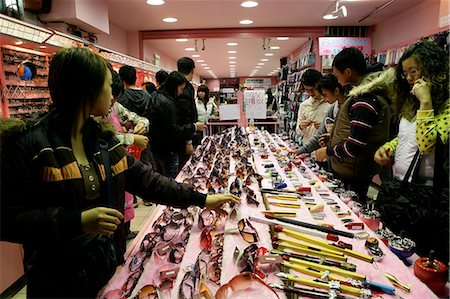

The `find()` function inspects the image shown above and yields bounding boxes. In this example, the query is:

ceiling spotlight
[163,17,177,23]
[239,19,253,25]
[147,0,165,5]
[185,47,195,51]
[262,38,266,50]
[227,42,238,46]
[276,37,289,40]
[241,1,258,8]
[192,54,200,58]
[197,60,205,62]
[176,38,188,42]
[202,39,206,51]
[228,50,237,53]
[323,0,347,19]
[265,53,274,56]
[261,59,268,61]
[270,46,280,50]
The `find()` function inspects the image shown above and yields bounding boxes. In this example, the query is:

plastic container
[414,257,448,294]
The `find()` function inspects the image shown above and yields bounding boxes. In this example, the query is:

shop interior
[0,0,449,298]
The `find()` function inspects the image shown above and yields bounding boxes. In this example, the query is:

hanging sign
[244,78,271,88]
[318,37,372,56]
[244,90,266,119]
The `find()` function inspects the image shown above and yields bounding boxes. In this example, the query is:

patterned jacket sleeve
[416,100,450,154]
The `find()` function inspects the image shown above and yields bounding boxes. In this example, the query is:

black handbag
[375,136,449,262]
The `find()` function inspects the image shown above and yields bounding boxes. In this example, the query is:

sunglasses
[215,272,280,299]
[238,218,260,243]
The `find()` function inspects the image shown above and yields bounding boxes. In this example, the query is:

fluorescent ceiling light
[323,14,338,19]
[255,66,261,69]
[257,62,264,65]
[163,17,177,23]
[229,61,236,64]
[147,0,165,5]
[176,38,188,42]
[204,67,210,69]
[239,20,253,25]
[261,58,268,61]
[201,63,208,66]
[185,47,195,51]
[228,50,237,53]
[227,42,238,46]
[14,40,23,45]
[241,1,258,8]
[192,54,200,57]
[277,37,289,40]
[229,57,236,59]
[197,60,205,62]
[270,46,280,50]
[265,53,274,56]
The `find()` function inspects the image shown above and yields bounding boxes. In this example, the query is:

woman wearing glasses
[0,47,239,298]
[373,40,449,262]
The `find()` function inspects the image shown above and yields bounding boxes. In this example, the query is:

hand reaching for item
[318,133,331,147]
[205,194,240,214]
[299,120,311,130]
[81,207,123,236]
[315,147,328,162]
[374,146,391,166]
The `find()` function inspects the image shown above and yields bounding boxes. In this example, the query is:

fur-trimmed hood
[348,68,397,102]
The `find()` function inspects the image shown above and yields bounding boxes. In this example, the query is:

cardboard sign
[244,89,266,119]
[219,104,240,120]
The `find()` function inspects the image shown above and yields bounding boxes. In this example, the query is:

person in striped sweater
[315,48,393,203]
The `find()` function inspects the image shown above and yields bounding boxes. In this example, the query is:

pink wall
[127,31,140,59]
[205,79,220,92]
[97,22,127,54]
[75,0,109,34]
[372,0,445,52]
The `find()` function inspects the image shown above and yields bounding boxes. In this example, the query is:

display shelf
[1,47,51,119]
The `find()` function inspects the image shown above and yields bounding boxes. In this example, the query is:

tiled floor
[9,200,155,299]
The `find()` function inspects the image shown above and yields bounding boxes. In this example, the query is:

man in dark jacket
[118,65,155,167]
[176,57,204,169]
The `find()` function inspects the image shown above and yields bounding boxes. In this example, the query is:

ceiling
[106,0,424,79]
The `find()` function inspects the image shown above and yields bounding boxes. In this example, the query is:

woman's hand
[133,134,149,150]
[205,194,240,214]
[133,123,147,135]
[81,207,123,236]
[374,146,391,165]
[411,77,432,109]
[299,120,311,129]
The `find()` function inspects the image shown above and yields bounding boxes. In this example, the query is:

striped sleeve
[326,96,381,158]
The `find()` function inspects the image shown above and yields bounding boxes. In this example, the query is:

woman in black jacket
[0,47,238,298]
[149,71,203,178]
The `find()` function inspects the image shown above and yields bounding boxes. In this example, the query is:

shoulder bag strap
[402,149,422,185]
[99,140,115,207]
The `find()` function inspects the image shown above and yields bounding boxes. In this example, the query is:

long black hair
[197,85,210,105]
[159,71,186,99]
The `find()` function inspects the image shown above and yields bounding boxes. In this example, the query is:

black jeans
[154,151,179,179]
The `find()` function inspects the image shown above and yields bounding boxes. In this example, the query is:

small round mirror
[17,61,37,81]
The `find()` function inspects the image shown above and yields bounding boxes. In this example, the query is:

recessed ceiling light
[229,61,236,64]
[276,37,289,40]
[239,19,253,25]
[185,47,195,51]
[201,63,208,66]
[192,54,200,57]
[228,50,237,53]
[265,53,274,56]
[197,60,205,62]
[227,42,238,46]
[176,38,188,42]
[261,58,268,61]
[14,40,23,45]
[241,1,258,8]
[258,62,265,65]
[147,0,165,5]
[270,46,280,50]
[255,66,261,69]
[163,17,177,23]
[323,14,338,20]
[228,57,236,59]
[204,67,210,69]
